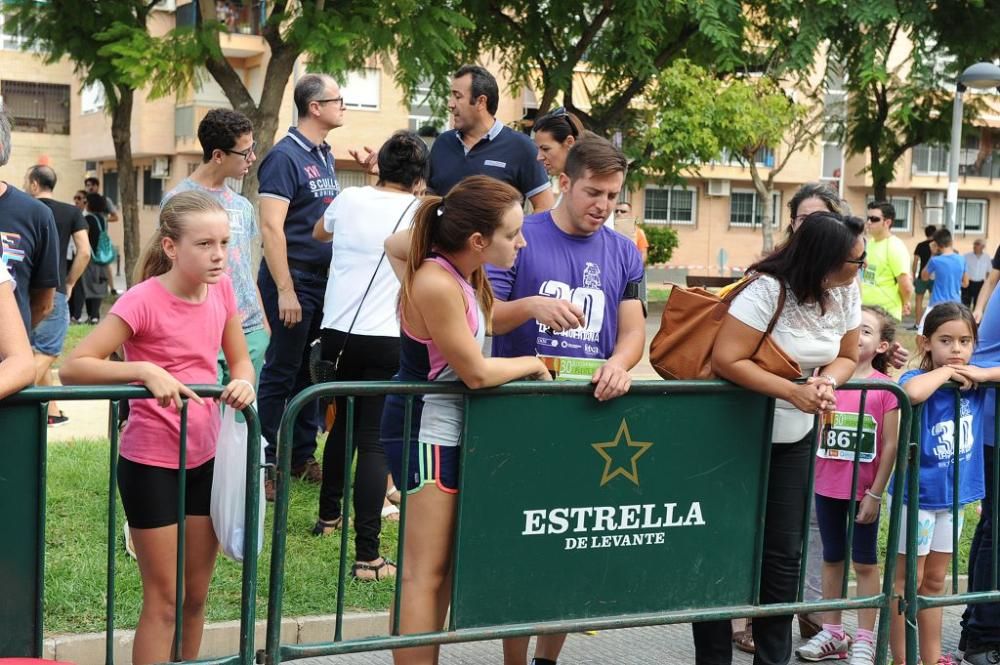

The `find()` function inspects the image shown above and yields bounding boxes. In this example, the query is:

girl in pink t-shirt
[796,306,900,665]
[61,191,254,665]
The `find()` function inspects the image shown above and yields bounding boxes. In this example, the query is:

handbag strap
[332,196,418,366]
[752,277,788,356]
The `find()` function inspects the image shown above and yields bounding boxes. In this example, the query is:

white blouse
[727,274,861,443]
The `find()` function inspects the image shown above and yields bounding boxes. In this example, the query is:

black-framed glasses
[315,97,345,108]
[223,141,257,162]
[845,251,867,266]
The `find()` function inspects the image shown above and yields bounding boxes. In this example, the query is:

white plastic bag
[211,406,265,562]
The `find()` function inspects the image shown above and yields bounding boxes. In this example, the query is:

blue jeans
[257,264,326,467]
[965,444,1000,648]
[30,291,69,356]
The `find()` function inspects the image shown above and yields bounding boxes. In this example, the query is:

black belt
[286,259,329,278]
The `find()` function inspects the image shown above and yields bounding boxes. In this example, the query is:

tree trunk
[871,148,888,201]
[748,160,774,254]
[110,88,140,288]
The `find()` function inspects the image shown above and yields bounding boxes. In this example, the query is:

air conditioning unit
[153,0,176,11]
[925,208,944,227]
[925,190,945,208]
[707,179,731,197]
[151,157,170,179]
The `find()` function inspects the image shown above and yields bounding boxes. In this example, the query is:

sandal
[310,516,343,536]
[386,485,402,506]
[352,557,396,581]
[733,619,755,654]
[381,504,400,522]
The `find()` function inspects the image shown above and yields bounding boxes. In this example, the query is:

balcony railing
[177,0,264,35]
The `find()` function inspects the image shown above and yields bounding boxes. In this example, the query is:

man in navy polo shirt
[257,73,342,494]
[0,107,59,334]
[428,65,553,209]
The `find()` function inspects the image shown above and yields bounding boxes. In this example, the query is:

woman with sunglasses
[693,211,864,665]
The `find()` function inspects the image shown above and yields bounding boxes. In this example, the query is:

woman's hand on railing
[786,381,835,415]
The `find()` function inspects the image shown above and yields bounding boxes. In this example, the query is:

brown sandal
[310,516,343,536]
[351,557,396,581]
[733,619,755,654]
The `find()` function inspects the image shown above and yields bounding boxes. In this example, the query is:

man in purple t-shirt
[490,136,645,399]
[489,135,645,665]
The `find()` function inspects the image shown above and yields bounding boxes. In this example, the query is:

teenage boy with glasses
[162,108,270,398]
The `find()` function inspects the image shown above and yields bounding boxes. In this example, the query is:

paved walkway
[292,606,966,664]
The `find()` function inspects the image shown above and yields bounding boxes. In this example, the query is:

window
[644,186,696,225]
[80,82,105,115]
[865,196,913,233]
[729,190,781,228]
[821,143,842,180]
[103,171,119,205]
[342,69,379,110]
[713,147,775,168]
[956,198,987,234]
[0,7,37,51]
[912,144,949,175]
[408,78,446,135]
[0,81,70,134]
[337,169,368,189]
[143,168,163,206]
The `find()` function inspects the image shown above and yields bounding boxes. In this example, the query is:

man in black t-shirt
[911,224,937,327]
[26,165,90,426]
[0,109,60,334]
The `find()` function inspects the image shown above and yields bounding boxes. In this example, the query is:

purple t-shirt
[489,211,644,359]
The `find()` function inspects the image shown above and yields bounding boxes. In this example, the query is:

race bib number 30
[818,411,878,463]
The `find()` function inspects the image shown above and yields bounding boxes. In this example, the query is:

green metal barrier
[0,385,262,665]
[264,379,911,664]
[904,384,1000,665]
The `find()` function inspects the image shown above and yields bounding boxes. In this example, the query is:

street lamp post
[945,62,1000,232]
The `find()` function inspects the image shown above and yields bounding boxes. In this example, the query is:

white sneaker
[849,640,875,665]
[796,629,852,661]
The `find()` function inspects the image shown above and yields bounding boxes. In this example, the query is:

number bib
[817,411,877,463]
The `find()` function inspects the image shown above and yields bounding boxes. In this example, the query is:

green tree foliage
[4,0,178,286]
[643,224,679,265]
[795,0,977,200]
[105,0,473,206]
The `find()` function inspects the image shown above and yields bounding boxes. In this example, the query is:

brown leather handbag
[649,274,801,380]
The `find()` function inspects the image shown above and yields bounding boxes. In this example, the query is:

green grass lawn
[45,435,398,634]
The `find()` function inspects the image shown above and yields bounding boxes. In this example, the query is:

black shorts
[117,456,215,529]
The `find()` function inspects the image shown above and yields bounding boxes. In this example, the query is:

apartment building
[6,0,997,275]
[0,12,86,208]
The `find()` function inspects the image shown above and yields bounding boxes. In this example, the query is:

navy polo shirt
[428,119,550,199]
[0,184,59,331]
[258,126,340,266]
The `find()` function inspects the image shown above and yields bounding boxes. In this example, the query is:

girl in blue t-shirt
[889,302,999,665]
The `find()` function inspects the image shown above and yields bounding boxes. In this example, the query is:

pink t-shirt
[814,370,899,500]
[110,275,237,469]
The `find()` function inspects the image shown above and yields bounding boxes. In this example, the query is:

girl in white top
[693,212,865,665]
[0,266,34,398]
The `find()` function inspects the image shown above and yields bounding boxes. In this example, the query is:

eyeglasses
[223,141,257,162]
[845,251,867,267]
[866,215,884,223]
[315,97,345,108]
[550,106,569,117]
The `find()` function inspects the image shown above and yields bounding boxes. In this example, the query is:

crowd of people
[0,62,998,665]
